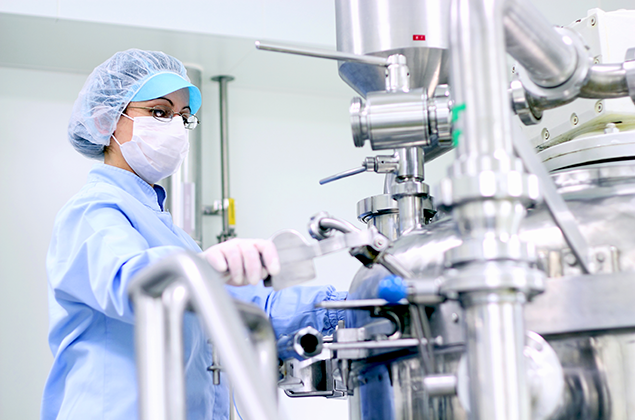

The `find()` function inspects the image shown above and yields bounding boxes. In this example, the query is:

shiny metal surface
[517,27,592,108]
[278,326,324,360]
[211,75,236,242]
[512,124,591,273]
[511,79,542,125]
[526,272,635,335]
[503,0,578,88]
[462,291,530,420]
[579,64,630,99]
[128,252,278,420]
[423,374,457,397]
[624,47,635,104]
[441,1,544,418]
[234,300,279,395]
[255,41,388,67]
[357,194,399,240]
[351,89,431,150]
[163,283,189,420]
[133,293,169,420]
[397,148,425,181]
[335,0,450,97]
[357,194,399,223]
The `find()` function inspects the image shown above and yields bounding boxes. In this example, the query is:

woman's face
[105,87,190,174]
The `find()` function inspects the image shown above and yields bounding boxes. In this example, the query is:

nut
[590,16,597,27]
[570,113,579,126]
[595,101,604,113]
[541,128,550,140]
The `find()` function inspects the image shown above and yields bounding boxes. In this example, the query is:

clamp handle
[319,156,399,185]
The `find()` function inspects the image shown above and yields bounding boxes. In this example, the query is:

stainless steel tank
[347,157,635,420]
[335,0,450,97]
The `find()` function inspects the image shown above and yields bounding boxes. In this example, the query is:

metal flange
[440,261,545,297]
[391,179,430,199]
[510,79,542,125]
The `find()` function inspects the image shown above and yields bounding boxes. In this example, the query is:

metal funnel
[336,0,451,97]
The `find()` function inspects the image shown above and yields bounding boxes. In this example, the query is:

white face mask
[112,115,189,184]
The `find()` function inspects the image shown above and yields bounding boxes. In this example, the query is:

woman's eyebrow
[153,97,189,111]
[154,97,174,106]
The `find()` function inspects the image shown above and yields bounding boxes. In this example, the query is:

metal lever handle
[255,41,388,67]
[319,156,399,185]
[319,166,367,185]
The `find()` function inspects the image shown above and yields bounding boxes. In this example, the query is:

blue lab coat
[41,163,346,420]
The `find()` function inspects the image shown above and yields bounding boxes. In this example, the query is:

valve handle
[319,166,367,185]
[255,41,388,67]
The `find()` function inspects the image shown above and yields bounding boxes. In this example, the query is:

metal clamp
[518,27,592,107]
[510,79,542,125]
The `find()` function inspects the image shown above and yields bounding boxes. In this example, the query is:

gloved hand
[201,238,281,286]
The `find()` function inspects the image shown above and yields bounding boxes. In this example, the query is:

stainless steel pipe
[450,0,514,165]
[503,0,578,88]
[129,252,278,420]
[444,1,537,419]
[580,64,630,98]
[462,290,529,420]
[163,283,189,420]
[212,75,236,242]
[133,293,169,420]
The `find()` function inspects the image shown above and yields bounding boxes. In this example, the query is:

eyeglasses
[126,106,200,130]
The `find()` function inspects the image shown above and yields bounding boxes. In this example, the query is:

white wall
[0,67,94,420]
[0,0,337,47]
[1,1,635,419]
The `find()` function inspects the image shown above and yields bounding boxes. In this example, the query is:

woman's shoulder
[55,180,141,225]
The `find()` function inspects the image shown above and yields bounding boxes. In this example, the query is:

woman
[41,49,346,420]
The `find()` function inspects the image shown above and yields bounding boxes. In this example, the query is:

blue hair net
[68,49,200,159]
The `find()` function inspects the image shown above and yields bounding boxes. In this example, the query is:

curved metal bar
[579,64,630,98]
[129,252,278,420]
[234,300,279,393]
[255,41,388,67]
[319,217,359,234]
[503,0,578,88]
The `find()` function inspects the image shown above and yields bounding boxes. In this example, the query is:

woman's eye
[152,108,169,118]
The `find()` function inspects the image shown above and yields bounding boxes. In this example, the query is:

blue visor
[132,72,202,114]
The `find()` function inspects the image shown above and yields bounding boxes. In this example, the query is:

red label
[413,34,426,41]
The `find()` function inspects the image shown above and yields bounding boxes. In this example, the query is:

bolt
[511,66,516,74]
[595,101,604,114]
[604,122,620,134]
[451,313,460,323]
[590,16,597,27]
[596,253,606,263]
[541,128,550,141]
[373,237,387,249]
[593,56,601,64]
[570,113,579,126]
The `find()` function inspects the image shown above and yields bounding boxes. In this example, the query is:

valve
[319,155,399,185]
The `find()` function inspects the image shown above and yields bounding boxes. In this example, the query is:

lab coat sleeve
[227,283,348,338]
[47,191,183,324]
